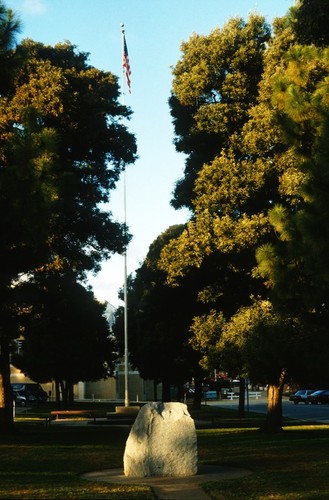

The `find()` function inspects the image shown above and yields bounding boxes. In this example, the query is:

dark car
[13,390,37,407]
[306,390,329,405]
[289,389,314,404]
[11,383,47,405]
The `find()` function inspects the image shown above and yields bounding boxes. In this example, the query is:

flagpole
[120,23,129,408]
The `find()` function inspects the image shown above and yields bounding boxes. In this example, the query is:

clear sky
[10,0,294,307]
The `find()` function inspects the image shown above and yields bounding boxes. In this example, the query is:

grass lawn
[0,403,328,498]
[0,423,154,499]
[198,425,329,499]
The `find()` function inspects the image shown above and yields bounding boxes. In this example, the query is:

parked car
[306,390,329,405]
[289,389,314,404]
[11,383,47,405]
[13,390,38,407]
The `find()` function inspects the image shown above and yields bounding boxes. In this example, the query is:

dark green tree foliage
[0,125,58,286]
[170,14,271,209]
[0,4,136,430]
[256,43,329,386]
[9,39,136,276]
[0,1,24,431]
[12,275,115,406]
[0,2,21,94]
[0,38,137,284]
[291,0,329,46]
[114,226,207,404]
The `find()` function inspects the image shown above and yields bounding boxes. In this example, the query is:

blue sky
[10,0,294,307]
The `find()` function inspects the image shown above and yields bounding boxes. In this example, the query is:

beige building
[10,361,158,402]
[83,359,157,401]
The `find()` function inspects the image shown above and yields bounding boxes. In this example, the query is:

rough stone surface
[123,402,197,477]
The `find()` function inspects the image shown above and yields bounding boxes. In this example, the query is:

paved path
[82,464,251,500]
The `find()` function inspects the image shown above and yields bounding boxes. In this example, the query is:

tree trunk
[238,377,245,418]
[153,379,158,401]
[55,379,61,407]
[60,380,69,408]
[0,339,15,434]
[162,379,171,402]
[68,382,74,404]
[177,384,184,402]
[262,370,286,433]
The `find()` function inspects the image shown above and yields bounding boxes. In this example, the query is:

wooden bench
[51,409,92,419]
[49,410,137,426]
[14,416,52,427]
[49,410,98,424]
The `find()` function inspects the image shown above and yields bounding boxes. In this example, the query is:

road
[209,397,329,424]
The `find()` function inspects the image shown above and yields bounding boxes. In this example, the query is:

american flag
[123,34,131,94]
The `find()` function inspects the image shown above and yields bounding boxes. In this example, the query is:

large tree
[7,39,136,276]
[159,13,278,417]
[0,1,27,432]
[170,14,271,210]
[161,15,273,414]
[0,23,136,430]
[161,3,329,432]
[255,43,329,385]
[159,10,299,431]
[12,275,115,407]
[114,225,208,406]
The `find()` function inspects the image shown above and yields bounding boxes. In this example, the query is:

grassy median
[0,404,328,498]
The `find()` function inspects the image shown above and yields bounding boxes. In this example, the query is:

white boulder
[123,402,198,477]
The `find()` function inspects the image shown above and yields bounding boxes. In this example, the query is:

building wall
[83,361,161,402]
[114,360,161,401]
[83,377,117,400]
[10,363,161,402]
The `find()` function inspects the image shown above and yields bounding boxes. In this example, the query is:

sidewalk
[82,465,251,500]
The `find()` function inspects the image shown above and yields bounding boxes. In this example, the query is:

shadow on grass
[4,404,329,499]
